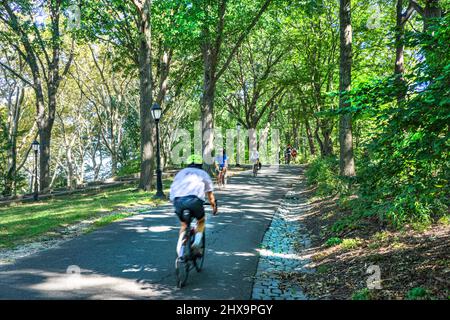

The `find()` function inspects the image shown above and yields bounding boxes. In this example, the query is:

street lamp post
[236,123,241,167]
[32,140,40,201]
[151,103,165,199]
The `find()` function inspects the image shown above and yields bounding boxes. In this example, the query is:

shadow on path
[0,165,300,299]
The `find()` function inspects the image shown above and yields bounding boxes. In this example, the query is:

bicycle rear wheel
[194,233,206,272]
[175,235,190,288]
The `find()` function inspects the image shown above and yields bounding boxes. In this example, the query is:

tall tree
[71,44,134,177]
[338,0,355,177]
[282,1,340,157]
[0,0,74,191]
[194,0,273,164]
[0,50,26,195]
[81,0,194,190]
[408,0,443,31]
[133,0,154,190]
[220,36,286,132]
[395,0,410,101]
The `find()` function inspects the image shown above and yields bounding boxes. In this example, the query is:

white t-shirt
[250,150,259,163]
[169,167,214,202]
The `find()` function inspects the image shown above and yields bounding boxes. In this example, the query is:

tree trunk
[3,87,23,196]
[314,119,333,157]
[249,128,258,153]
[424,0,442,31]
[38,122,53,191]
[66,147,75,189]
[395,0,407,102]
[198,0,272,168]
[293,124,299,149]
[4,139,17,196]
[78,154,85,185]
[201,42,216,168]
[304,117,316,156]
[322,125,334,156]
[339,0,356,177]
[138,0,155,191]
[314,120,325,156]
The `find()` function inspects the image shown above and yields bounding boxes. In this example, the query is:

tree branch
[408,0,424,17]
[215,0,273,81]
[0,61,34,87]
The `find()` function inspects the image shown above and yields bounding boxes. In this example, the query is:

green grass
[325,237,342,247]
[352,288,372,300]
[0,181,171,249]
[437,215,449,225]
[316,264,330,274]
[85,212,134,234]
[406,287,430,300]
[340,238,363,250]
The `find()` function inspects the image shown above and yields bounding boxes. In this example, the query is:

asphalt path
[0,165,299,299]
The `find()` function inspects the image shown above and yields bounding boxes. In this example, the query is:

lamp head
[32,140,40,152]
[151,103,162,121]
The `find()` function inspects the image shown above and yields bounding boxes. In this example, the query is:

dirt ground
[285,170,450,300]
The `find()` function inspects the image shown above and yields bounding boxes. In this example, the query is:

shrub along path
[279,167,450,300]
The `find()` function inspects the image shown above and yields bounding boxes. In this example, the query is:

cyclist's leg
[216,167,222,185]
[176,221,188,257]
[186,197,205,249]
[174,197,191,257]
[196,217,205,234]
[218,167,224,185]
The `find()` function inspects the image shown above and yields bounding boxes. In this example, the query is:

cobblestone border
[252,185,313,300]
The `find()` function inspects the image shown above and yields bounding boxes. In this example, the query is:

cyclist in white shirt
[170,154,217,257]
[250,148,261,170]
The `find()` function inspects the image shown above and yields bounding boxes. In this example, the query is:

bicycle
[175,201,217,288]
[252,163,258,177]
[284,153,291,165]
[216,167,227,188]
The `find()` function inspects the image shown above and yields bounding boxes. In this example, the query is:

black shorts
[174,195,205,223]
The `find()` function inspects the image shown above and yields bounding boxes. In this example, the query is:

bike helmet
[186,154,203,168]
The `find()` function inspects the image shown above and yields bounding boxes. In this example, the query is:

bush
[325,237,342,247]
[352,288,372,300]
[117,158,140,176]
[341,238,363,250]
[406,287,429,300]
[306,156,345,196]
[348,16,450,227]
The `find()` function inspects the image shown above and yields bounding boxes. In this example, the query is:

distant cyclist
[291,148,298,161]
[284,145,292,164]
[169,154,218,258]
[214,148,229,186]
[250,148,261,170]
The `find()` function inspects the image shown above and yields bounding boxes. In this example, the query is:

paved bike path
[0,166,299,299]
